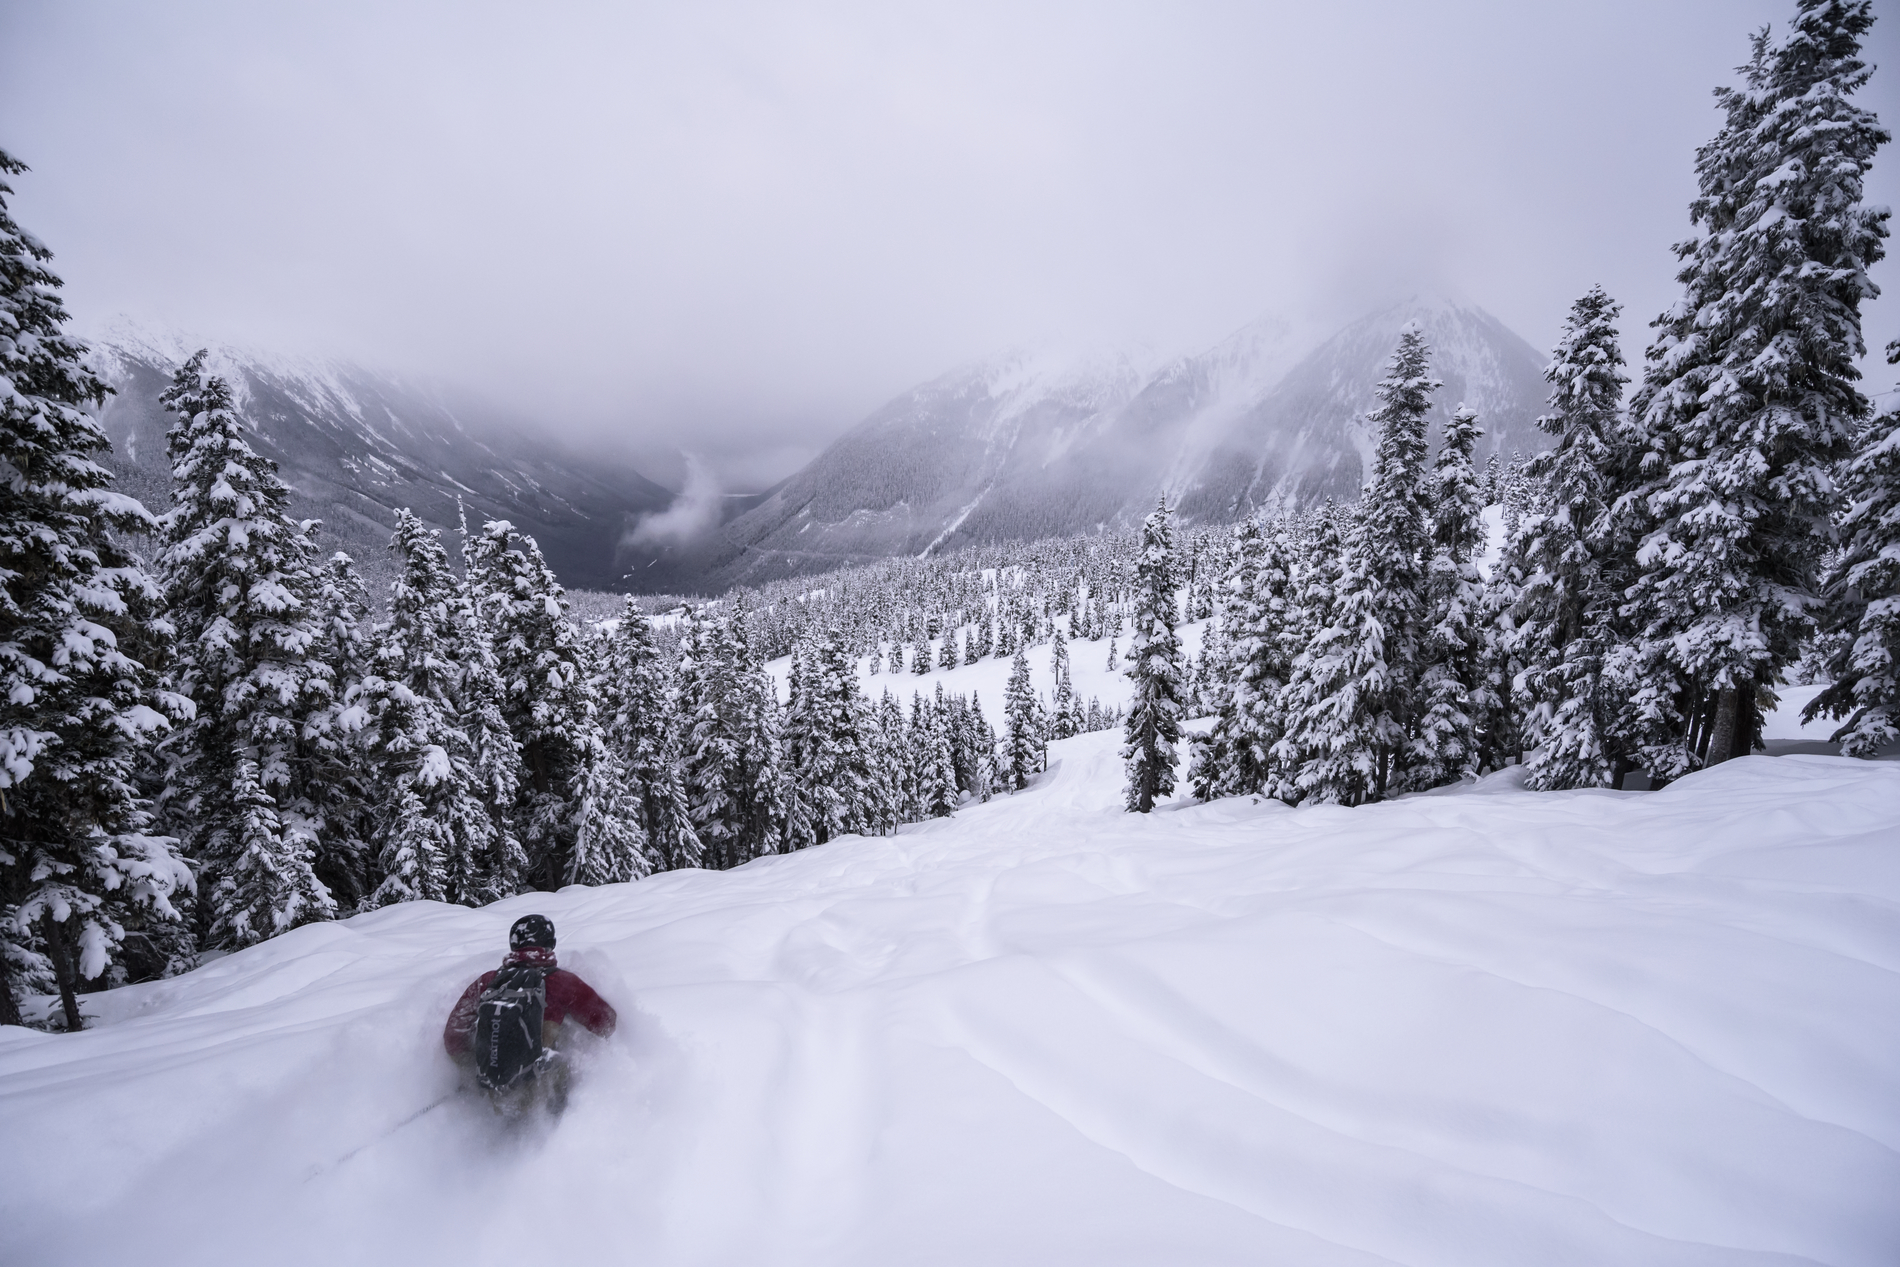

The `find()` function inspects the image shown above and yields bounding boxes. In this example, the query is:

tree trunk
[40,913,84,1032]
[1703,686,1741,769]
[0,942,23,1027]
[1729,675,1758,762]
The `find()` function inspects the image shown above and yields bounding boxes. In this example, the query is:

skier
[443,914,617,1114]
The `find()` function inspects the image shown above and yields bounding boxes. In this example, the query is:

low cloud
[626,454,723,549]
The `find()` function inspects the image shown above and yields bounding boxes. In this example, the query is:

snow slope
[763,617,1208,711]
[5,739,1898,1265]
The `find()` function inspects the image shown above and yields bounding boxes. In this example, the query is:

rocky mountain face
[705,298,1553,588]
[83,298,1555,598]
[86,328,679,595]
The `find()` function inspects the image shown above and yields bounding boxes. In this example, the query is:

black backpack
[473,960,549,1093]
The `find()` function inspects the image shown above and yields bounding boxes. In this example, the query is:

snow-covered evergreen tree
[601,597,702,869]
[360,511,523,908]
[1807,340,1900,755]
[912,690,959,818]
[1191,519,1297,801]
[0,150,189,1025]
[783,630,876,844]
[1000,646,1043,791]
[1048,626,1075,740]
[1517,287,1629,789]
[1410,405,1486,789]
[304,551,375,906]
[156,353,339,948]
[1614,0,1888,776]
[1278,329,1438,805]
[675,607,785,867]
[451,513,530,897]
[1122,499,1185,812]
[466,518,646,886]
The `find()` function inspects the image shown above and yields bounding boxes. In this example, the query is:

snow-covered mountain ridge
[4,724,1894,1265]
[708,297,1552,588]
[82,321,679,593]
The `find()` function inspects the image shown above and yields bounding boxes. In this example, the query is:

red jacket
[443,946,617,1058]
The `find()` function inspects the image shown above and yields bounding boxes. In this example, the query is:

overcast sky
[4,0,1897,490]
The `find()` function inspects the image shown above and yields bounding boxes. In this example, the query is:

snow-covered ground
[763,618,1209,711]
[5,714,1897,1265]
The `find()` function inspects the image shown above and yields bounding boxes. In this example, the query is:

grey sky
[4,0,1896,490]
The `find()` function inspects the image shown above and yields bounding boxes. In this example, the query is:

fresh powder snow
[3,715,1896,1265]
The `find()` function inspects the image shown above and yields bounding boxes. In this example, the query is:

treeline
[1121,0,1893,809]
[1,138,1122,1027]
[3,1,1893,1028]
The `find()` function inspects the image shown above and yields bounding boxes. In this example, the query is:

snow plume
[626,454,722,549]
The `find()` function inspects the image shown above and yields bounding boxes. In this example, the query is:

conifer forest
[2,0,1895,1040]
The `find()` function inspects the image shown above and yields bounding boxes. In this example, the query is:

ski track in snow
[3,731,1898,1266]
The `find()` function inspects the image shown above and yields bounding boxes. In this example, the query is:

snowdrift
[4,736,1897,1266]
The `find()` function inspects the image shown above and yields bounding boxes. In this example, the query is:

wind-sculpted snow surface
[4,739,1898,1266]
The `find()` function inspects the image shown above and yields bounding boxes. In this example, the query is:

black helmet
[509,914,556,950]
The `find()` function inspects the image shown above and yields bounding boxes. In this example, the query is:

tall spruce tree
[1614,0,1888,777]
[912,690,959,818]
[675,607,785,867]
[360,511,524,908]
[1411,405,1487,789]
[0,150,190,1027]
[1517,287,1629,789]
[1000,646,1043,791]
[1122,499,1185,812]
[465,518,647,886]
[305,551,375,906]
[1807,340,1900,754]
[1278,328,1438,804]
[1048,626,1076,740]
[451,511,530,896]
[156,353,338,948]
[601,597,703,869]
[782,629,876,845]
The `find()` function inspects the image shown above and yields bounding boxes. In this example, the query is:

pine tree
[451,512,530,897]
[1475,517,1532,773]
[966,690,998,801]
[1190,519,1296,800]
[465,518,628,885]
[783,630,876,844]
[562,716,652,886]
[0,151,190,1026]
[601,597,703,868]
[305,551,375,906]
[866,689,908,832]
[675,608,785,867]
[156,353,339,948]
[360,511,517,908]
[1278,328,1438,805]
[1410,405,1487,789]
[1122,499,1185,812]
[1000,646,1043,791]
[1048,626,1076,740]
[1807,340,1900,754]
[1614,0,1888,777]
[912,691,958,817]
[1517,287,1629,789]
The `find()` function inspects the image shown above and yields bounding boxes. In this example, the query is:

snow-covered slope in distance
[4,712,1896,1265]
[83,319,681,593]
[710,297,1550,588]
